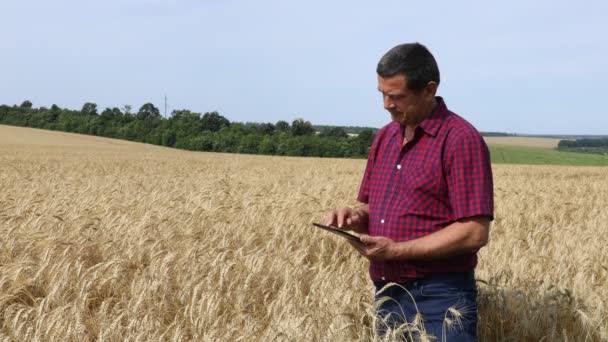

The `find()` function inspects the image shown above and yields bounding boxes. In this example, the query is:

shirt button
[396,164,401,170]
[380,219,385,224]
[381,276,386,281]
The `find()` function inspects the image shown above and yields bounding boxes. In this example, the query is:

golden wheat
[482,136,561,148]
[0,125,606,341]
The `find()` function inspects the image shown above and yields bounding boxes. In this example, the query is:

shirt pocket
[393,165,441,213]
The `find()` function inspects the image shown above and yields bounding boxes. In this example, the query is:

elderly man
[325,43,494,341]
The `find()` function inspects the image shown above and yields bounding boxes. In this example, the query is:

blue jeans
[374,271,477,341]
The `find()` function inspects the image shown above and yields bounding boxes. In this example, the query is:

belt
[376,271,475,289]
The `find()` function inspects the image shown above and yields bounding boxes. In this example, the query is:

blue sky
[1,0,606,134]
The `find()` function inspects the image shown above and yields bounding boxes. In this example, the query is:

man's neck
[402,125,416,146]
[419,97,438,123]
[401,97,438,143]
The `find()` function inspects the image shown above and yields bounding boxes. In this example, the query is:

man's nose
[383,95,395,110]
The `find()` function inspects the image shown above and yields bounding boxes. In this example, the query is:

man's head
[376,43,440,126]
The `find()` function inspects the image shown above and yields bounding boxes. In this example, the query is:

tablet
[312,223,362,244]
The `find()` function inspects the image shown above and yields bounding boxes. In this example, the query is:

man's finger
[347,213,359,227]
[359,234,375,245]
[325,210,337,226]
[337,208,348,228]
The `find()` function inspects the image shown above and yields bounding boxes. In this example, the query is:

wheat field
[482,136,561,149]
[0,125,607,341]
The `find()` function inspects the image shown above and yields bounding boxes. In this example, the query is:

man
[325,43,493,341]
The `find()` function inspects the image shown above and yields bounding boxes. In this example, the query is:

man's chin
[390,113,406,124]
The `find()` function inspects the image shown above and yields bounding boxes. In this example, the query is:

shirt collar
[418,97,448,137]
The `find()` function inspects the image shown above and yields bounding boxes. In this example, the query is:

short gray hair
[376,43,440,92]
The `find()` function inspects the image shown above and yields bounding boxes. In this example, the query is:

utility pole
[164,94,168,118]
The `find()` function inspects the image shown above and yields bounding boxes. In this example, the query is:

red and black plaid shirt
[358,97,494,282]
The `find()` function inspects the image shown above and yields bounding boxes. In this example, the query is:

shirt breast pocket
[393,165,441,213]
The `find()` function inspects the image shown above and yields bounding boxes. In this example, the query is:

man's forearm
[390,217,490,260]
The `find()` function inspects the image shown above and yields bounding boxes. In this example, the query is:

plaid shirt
[358,97,494,282]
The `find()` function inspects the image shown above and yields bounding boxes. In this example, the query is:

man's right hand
[324,205,369,234]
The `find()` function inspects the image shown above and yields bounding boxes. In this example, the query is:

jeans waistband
[374,271,475,290]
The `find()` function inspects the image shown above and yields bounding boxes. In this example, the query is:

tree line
[557,138,608,155]
[0,101,376,158]
[558,138,608,148]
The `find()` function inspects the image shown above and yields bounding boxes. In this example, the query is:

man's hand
[324,205,369,234]
[351,216,491,261]
[349,235,399,261]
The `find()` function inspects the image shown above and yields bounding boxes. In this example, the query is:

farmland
[489,145,608,166]
[1,125,607,341]
[483,136,561,149]
[482,136,608,166]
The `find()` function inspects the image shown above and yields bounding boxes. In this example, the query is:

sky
[1,0,607,135]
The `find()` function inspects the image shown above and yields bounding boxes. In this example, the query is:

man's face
[377,74,435,126]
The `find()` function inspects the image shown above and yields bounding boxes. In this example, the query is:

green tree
[258,136,276,154]
[259,123,275,135]
[100,108,116,120]
[357,129,374,145]
[276,120,290,132]
[320,127,348,138]
[238,134,262,154]
[0,97,373,159]
[355,129,375,156]
[291,118,314,136]
[170,110,203,139]
[180,134,213,151]
[0,105,8,122]
[284,136,305,156]
[212,129,239,152]
[47,104,62,123]
[81,102,98,115]
[137,103,160,119]
[161,130,177,147]
[201,111,230,132]
[122,105,132,115]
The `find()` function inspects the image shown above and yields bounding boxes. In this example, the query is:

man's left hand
[349,235,400,261]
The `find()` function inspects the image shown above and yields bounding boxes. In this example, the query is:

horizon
[3,101,608,138]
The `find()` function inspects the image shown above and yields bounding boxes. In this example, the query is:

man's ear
[426,81,438,97]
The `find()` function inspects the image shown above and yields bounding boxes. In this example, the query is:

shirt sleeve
[445,131,494,221]
[357,131,381,204]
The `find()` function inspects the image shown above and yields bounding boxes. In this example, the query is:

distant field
[1,125,607,341]
[489,144,608,166]
[483,136,561,148]
[0,124,159,150]
[3,124,606,167]
[482,134,608,166]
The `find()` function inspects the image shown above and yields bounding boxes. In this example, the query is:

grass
[489,144,608,166]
